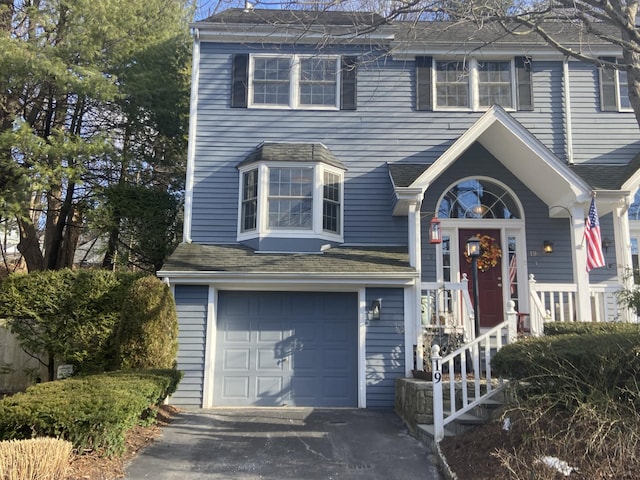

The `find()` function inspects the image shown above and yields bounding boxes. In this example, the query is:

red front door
[459,229,504,328]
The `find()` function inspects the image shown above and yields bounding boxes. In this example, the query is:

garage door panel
[222,377,249,398]
[215,291,357,407]
[223,348,250,370]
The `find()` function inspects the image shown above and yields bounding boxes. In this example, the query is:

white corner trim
[201,285,216,408]
[358,288,367,408]
[183,34,200,243]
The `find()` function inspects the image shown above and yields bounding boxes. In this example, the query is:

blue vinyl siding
[568,61,640,164]
[191,44,580,246]
[171,285,208,407]
[365,287,405,408]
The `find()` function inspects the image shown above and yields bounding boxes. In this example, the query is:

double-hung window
[249,55,340,109]
[417,56,532,111]
[600,57,632,112]
[239,162,344,241]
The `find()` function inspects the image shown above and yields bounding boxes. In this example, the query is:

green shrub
[492,331,640,410]
[116,276,178,370]
[0,269,143,379]
[544,321,639,336]
[0,437,72,480]
[0,369,181,455]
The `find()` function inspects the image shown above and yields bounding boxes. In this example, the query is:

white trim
[237,162,345,243]
[183,33,201,243]
[201,285,217,408]
[563,57,574,164]
[432,58,517,112]
[155,275,418,288]
[247,54,341,110]
[358,288,367,408]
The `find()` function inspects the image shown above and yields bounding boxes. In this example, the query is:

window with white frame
[600,58,632,112]
[249,55,340,109]
[239,163,343,239]
[434,58,514,110]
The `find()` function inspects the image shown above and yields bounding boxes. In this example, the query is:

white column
[408,199,423,374]
[570,205,592,322]
[613,202,633,322]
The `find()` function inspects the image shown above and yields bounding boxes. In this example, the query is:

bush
[544,321,639,336]
[0,369,182,455]
[492,331,640,410]
[0,437,72,480]
[116,276,178,370]
[0,269,143,379]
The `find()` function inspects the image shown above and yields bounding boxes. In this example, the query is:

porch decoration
[464,234,502,272]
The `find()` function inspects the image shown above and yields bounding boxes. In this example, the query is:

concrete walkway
[125,408,443,480]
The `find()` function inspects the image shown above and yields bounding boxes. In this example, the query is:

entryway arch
[434,176,528,328]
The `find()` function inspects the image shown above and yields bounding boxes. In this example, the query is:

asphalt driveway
[125,408,443,480]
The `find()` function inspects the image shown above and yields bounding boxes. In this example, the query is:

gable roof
[238,142,347,170]
[392,106,593,215]
[201,8,386,27]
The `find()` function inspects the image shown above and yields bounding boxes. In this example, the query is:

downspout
[183,28,201,244]
[563,56,574,164]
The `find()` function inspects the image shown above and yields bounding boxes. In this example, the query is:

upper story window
[238,143,345,241]
[231,54,358,111]
[416,56,533,112]
[435,58,514,110]
[250,55,339,109]
[600,57,632,112]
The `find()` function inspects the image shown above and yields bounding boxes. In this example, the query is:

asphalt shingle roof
[161,243,414,275]
[569,164,631,190]
[200,8,386,28]
[388,163,429,188]
[238,142,347,170]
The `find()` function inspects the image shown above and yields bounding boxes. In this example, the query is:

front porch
[409,278,635,443]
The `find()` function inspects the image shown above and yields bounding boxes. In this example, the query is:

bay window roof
[239,142,347,170]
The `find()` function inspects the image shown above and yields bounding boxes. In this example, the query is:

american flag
[585,198,605,272]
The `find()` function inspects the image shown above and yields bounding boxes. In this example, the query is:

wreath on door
[464,234,502,272]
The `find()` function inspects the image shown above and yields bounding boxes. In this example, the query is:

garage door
[214,291,358,407]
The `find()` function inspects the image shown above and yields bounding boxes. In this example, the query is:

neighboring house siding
[365,287,405,408]
[190,45,579,246]
[569,61,640,164]
[172,285,208,407]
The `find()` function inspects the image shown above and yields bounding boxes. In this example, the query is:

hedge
[492,331,640,409]
[0,369,182,455]
[544,321,640,336]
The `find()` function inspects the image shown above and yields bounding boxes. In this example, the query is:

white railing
[528,275,626,334]
[421,276,475,342]
[430,301,518,442]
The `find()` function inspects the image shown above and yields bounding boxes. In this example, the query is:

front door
[459,229,504,328]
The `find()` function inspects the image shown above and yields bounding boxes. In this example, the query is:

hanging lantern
[429,216,442,244]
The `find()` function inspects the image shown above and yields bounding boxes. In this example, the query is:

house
[158,9,640,409]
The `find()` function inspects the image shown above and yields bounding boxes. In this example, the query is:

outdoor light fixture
[543,241,553,254]
[429,216,442,244]
[602,237,611,254]
[465,236,481,258]
[367,298,382,321]
[466,236,481,340]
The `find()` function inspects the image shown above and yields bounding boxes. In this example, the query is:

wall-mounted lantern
[367,298,382,321]
[543,241,553,254]
[429,217,442,244]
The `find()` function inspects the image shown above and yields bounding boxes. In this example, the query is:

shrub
[116,276,178,370]
[0,437,72,480]
[492,331,640,410]
[0,369,181,455]
[544,321,639,336]
[0,269,143,379]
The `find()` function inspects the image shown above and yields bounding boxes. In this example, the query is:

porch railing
[528,274,626,335]
[430,301,518,442]
[421,277,475,342]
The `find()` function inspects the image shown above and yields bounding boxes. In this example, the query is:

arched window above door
[437,178,522,219]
